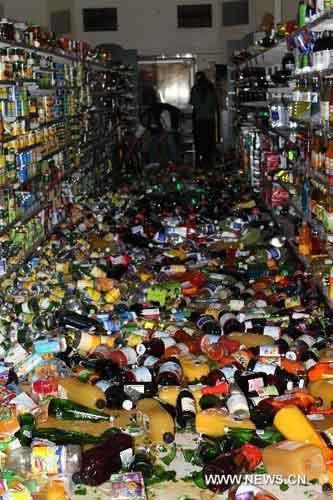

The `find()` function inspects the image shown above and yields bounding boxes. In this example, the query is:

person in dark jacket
[190,71,219,168]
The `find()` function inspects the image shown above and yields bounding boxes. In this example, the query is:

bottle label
[181,396,196,414]
[232,350,251,368]
[137,410,150,432]
[31,445,66,475]
[248,377,264,392]
[263,326,281,340]
[16,354,43,378]
[124,384,145,394]
[220,313,236,330]
[158,362,182,376]
[77,332,100,354]
[96,380,112,392]
[132,367,152,382]
[226,393,249,416]
[119,448,134,468]
[259,344,279,357]
[220,365,238,380]
[161,337,176,349]
[200,334,220,351]
[120,347,137,365]
[255,385,279,398]
[277,441,305,450]
[143,355,159,368]
[252,361,277,375]
[304,358,317,370]
[297,334,315,347]
[21,302,32,314]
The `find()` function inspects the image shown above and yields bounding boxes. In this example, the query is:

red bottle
[72,431,133,486]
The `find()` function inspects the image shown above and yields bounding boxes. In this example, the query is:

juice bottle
[325,137,333,185]
[273,405,333,461]
[312,134,322,170]
[136,399,175,444]
[329,81,333,127]
[262,441,326,480]
[57,377,107,409]
[298,221,312,256]
[309,379,333,408]
[196,408,255,437]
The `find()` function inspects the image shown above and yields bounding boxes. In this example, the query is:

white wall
[2,0,46,26]
[0,0,299,66]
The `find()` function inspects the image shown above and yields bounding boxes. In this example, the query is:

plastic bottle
[136,398,175,444]
[262,441,326,480]
[195,408,255,437]
[5,444,81,477]
[57,376,107,409]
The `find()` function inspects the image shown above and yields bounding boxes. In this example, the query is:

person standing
[190,71,219,168]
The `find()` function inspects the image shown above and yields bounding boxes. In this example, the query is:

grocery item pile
[0,163,331,499]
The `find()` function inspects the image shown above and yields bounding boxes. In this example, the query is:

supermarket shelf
[239,12,330,69]
[267,203,333,308]
[240,101,268,108]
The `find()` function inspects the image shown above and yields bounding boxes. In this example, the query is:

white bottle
[226,383,250,420]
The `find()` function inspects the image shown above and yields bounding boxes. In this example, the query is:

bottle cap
[122,399,133,411]
[163,432,175,443]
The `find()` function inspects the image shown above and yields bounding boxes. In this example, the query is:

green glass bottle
[225,427,283,448]
[48,398,111,423]
[199,394,222,410]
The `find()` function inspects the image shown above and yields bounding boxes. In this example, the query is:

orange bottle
[298,221,312,256]
[312,134,322,171]
[325,138,333,185]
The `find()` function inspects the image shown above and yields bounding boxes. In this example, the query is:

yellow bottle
[158,385,203,408]
[104,288,121,303]
[273,405,331,461]
[319,348,333,362]
[262,441,326,480]
[227,333,273,348]
[179,357,210,383]
[57,377,106,410]
[309,380,333,408]
[136,399,175,444]
[196,408,255,437]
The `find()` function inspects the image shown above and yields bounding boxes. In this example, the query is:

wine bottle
[95,382,133,410]
[176,388,196,428]
[72,431,133,486]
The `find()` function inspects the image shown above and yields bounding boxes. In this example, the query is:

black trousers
[193,118,216,167]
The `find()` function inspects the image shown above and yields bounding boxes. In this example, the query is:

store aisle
[0,162,331,499]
